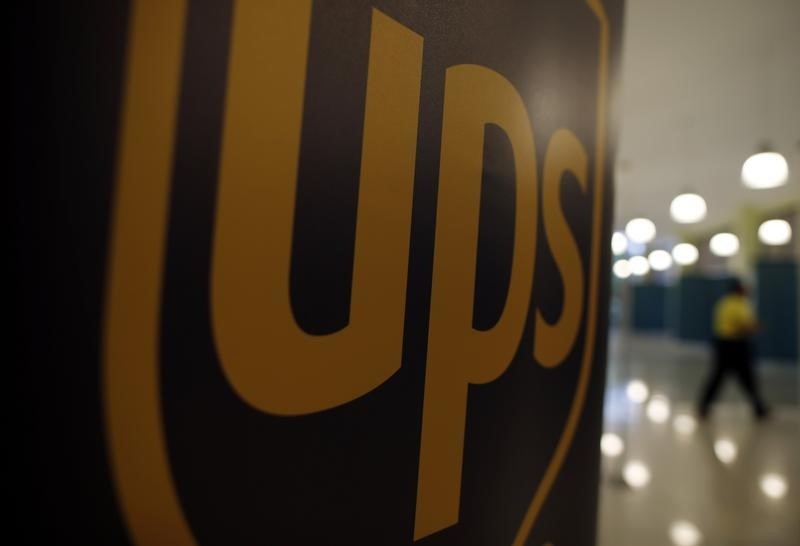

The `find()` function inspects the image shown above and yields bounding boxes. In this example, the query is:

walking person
[699,278,769,419]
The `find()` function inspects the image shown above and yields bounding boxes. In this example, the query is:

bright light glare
[709,233,739,257]
[760,473,788,499]
[758,219,792,246]
[669,520,703,546]
[672,243,699,266]
[648,250,673,271]
[625,218,657,244]
[623,460,651,489]
[601,433,625,457]
[646,395,671,423]
[613,259,631,279]
[670,193,707,224]
[626,379,650,404]
[612,231,628,255]
[713,438,738,464]
[742,152,789,189]
[629,255,650,276]
[673,413,697,435]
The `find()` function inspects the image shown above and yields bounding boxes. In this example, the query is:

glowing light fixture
[673,413,697,435]
[613,259,631,279]
[742,152,789,189]
[623,460,651,489]
[670,193,707,224]
[760,473,788,499]
[758,219,792,246]
[669,520,703,546]
[646,395,671,423]
[672,243,699,266]
[601,433,625,457]
[629,255,650,276]
[612,231,629,255]
[625,218,656,244]
[713,438,738,464]
[709,233,739,257]
[648,250,673,271]
[626,379,649,404]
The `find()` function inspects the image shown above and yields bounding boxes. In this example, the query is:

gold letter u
[212,4,423,415]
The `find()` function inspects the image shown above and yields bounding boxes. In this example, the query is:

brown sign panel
[16,0,622,544]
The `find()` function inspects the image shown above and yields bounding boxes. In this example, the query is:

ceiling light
[758,219,792,246]
[742,152,789,189]
[600,433,625,457]
[648,250,673,271]
[629,255,650,276]
[670,193,707,224]
[613,259,631,279]
[612,231,629,255]
[672,243,699,266]
[623,460,651,489]
[709,233,739,257]
[625,218,656,244]
[760,473,788,499]
[626,379,649,404]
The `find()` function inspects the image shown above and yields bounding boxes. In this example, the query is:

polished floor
[597,332,800,546]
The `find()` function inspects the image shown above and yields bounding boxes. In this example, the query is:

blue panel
[756,260,799,362]
[632,284,667,331]
[665,283,681,335]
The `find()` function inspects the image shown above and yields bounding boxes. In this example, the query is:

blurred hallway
[597,333,799,546]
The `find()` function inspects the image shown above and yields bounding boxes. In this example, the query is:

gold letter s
[212,7,423,415]
[534,129,588,367]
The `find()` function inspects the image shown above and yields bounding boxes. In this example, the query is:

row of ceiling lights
[612,152,792,278]
[612,219,793,279]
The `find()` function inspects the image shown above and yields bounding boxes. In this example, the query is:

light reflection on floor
[597,332,799,546]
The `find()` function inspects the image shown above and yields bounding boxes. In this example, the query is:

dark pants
[699,338,767,417]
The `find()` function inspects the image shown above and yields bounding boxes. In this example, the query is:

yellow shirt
[713,294,755,339]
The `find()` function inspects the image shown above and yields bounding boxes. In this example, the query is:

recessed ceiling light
[613,259,632,279]
[625,218,656,244]
[670,193,707,224]
[672,243,699,266]
[612,231,629,255]
[648,250,673,271]
[742,152,789,189]
[758,219,792,246]
[629,255,650,276]
[709,233,739,257]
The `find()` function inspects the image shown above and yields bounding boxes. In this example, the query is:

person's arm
[735,301,760,336]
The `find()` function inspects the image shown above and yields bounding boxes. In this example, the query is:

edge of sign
[511,0,610,543]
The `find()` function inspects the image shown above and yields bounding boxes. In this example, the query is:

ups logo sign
[103,0,614,544]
